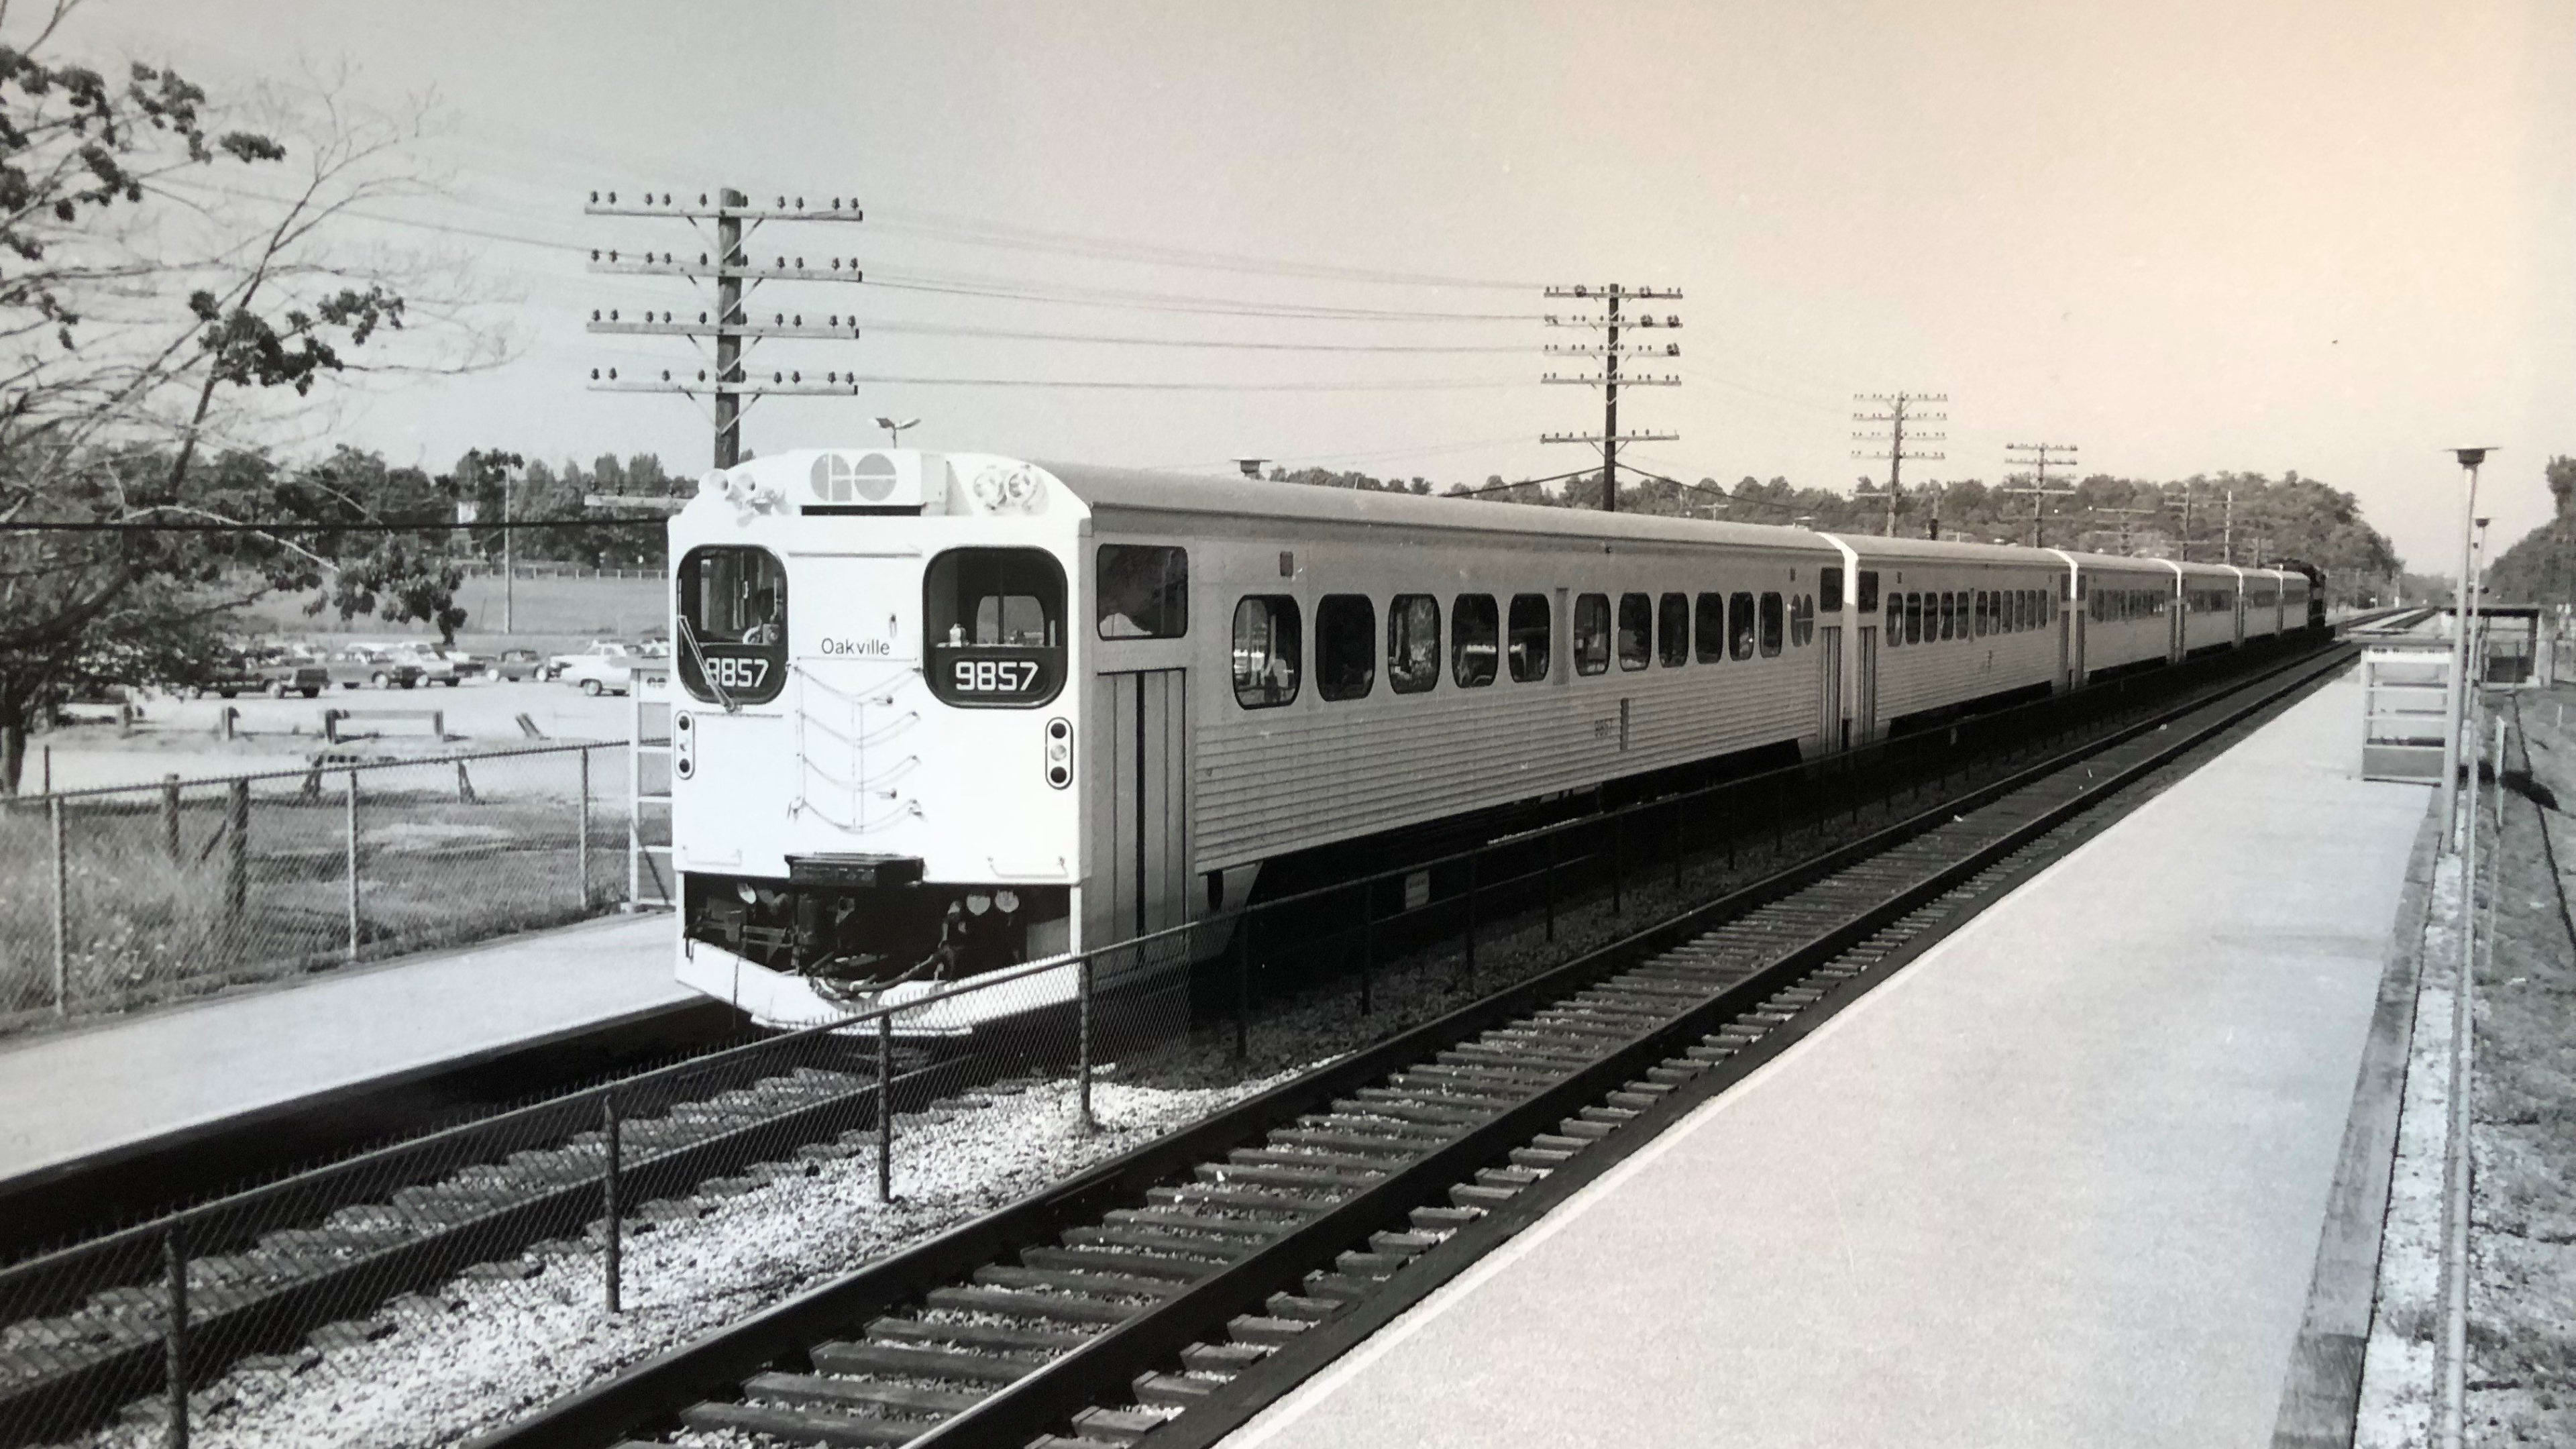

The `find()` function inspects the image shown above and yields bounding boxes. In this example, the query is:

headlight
[995,890,1020,913]
[965,893,991,916]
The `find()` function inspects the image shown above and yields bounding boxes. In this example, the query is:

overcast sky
[44,0,2575,571]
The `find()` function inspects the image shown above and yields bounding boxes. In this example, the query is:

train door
[2065,578,2086,686]
[1817,624,1843,752]
[1104,668,1189,967]
[1854,627,1878,745]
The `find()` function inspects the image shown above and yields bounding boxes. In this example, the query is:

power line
[0,516,670,534]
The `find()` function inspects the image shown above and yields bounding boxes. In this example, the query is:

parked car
[546,640,635,682]
[325,647,423,690]
[556,651,635,697]
[389,643,484,687]
[198,648,328,699]
[491,647,547,682]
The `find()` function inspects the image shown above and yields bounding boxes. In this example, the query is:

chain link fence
[0,637,2328,1446]
[0,741,664,1030]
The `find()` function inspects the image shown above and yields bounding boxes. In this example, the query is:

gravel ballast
[87,1073,1296,1449]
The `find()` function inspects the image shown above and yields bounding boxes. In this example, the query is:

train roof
[1038,462,1844,555]
[1815,533,2061,567]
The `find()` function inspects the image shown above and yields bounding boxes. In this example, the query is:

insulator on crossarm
[607,191,616,204]
[793,314,802,326]
[795,196,804,208]
[589,368,599,380]
[791,370,800,382]
[588,190,599,203]
[589,309,600,321]
[794,257,805,268]
[608,368,618,380]
[660,370,670,381]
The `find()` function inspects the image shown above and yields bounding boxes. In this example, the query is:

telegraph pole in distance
[2098,505,2156,555]
[2000,441,2080,547]
[1852,392,1946,537]
[585,188,871,469]
[1542,283,1682,512]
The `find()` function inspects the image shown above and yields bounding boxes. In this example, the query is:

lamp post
[873,416,918,449]
[2438,448,2493,847]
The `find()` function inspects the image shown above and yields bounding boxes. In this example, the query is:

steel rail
[470,639,2355,1449]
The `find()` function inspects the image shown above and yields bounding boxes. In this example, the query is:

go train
[665,448,2318,1028]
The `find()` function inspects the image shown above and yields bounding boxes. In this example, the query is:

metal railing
[0,740,668,1030]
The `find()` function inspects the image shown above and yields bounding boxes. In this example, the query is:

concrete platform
[0,912,691,1191]
[1222,667,2433,1449]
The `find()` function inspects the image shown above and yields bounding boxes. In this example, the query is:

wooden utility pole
[1542,284,1682,511]
[584,189,871,469]
[2000,441,2080,547]
[1852,392,1947,536]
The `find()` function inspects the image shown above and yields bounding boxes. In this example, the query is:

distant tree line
[2482,457,2576,608]
[1268,463,2405,606]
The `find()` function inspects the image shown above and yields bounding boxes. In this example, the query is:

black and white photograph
[0,2,2570,1446]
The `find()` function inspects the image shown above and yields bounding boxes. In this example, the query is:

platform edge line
[2267,788,2444,1449]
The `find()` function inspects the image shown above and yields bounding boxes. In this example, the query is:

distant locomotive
[663,450,2314,1029]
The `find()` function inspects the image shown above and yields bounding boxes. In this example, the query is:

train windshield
[926,548,1067,707]
[678,546,788,705]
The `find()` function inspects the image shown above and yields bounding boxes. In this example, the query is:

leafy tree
[0,4,507,792]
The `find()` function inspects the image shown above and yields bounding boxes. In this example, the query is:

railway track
[473,641,2357,1449]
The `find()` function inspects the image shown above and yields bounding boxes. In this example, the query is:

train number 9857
[953,658,1043,694]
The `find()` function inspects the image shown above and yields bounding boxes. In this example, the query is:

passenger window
[1696,592,1727,663]
[1617,593,1652,672]
[1095,545,1188,639]
[1508,593,1552,682]
[1821,568,1845,614]
[1230,596,1301,709]
[1857,570,1879,614]
[1974,591,1989,638]
[1883,594,1902,648]
[1658,593,1689,667]
[1388,594,1440,695]
[1905,592,1923,645]
[1574,593,1612,676]
[1941,592,1957,640]
[1759,592,1784,657]
[1788,594,1814,647]
[1729,592,1757,660]
[1317,594,1376,700]
[1452,594,1499,688]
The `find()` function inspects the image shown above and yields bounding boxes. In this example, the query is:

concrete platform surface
[1222,668,2432,1449]
[0,913,686,1187]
